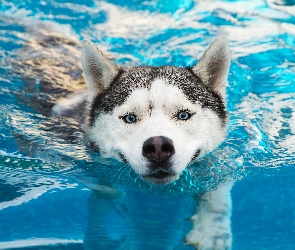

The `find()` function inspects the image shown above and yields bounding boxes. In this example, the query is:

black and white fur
[53,36,232,249]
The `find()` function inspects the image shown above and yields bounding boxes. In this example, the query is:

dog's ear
[192,36,230,97]
[82,39,119,99]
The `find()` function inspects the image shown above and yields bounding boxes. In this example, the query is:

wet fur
[78,36,232,249]
[15,29,233,249]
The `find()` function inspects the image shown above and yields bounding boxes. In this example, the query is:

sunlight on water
[0,0,295,193]
[1,0,295,249]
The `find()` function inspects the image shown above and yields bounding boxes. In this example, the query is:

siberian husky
[52,36,232,249]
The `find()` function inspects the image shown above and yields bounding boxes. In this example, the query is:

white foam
[0,238,82,249]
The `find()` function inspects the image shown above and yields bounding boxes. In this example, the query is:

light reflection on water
[0,0,295,249]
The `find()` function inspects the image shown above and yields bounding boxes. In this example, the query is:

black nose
[142,136,175,164]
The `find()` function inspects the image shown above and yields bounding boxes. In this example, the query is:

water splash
[0,0,295,196]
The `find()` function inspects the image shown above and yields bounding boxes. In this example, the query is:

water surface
[1,0,295,249]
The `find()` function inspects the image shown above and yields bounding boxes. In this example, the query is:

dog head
[82,36,230,185]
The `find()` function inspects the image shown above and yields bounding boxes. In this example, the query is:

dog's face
[82,37,230,185]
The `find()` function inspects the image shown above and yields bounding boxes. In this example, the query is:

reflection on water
[1,0,295,249]
[84,189,196,250]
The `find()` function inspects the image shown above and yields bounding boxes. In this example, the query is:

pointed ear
[192,36,230,97]
[82,39,119,99]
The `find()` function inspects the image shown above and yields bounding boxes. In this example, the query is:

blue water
[1,0,295,249]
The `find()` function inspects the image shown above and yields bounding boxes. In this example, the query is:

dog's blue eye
[123,114,137,123]
[178,111,191,120]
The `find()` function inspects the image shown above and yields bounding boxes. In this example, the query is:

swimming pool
[1,0,295,249]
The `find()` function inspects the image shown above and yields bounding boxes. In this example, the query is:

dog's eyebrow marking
[89,66,226,126]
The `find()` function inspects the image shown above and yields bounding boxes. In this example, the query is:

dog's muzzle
[141,136,177,184]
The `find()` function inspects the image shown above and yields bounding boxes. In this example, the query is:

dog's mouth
[146,170,172,179]
[119,153,129,165]
[191,149,201,162]
[143,170,178,185]
[119,153,178,185]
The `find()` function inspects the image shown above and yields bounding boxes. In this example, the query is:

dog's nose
[142,136,175,163]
